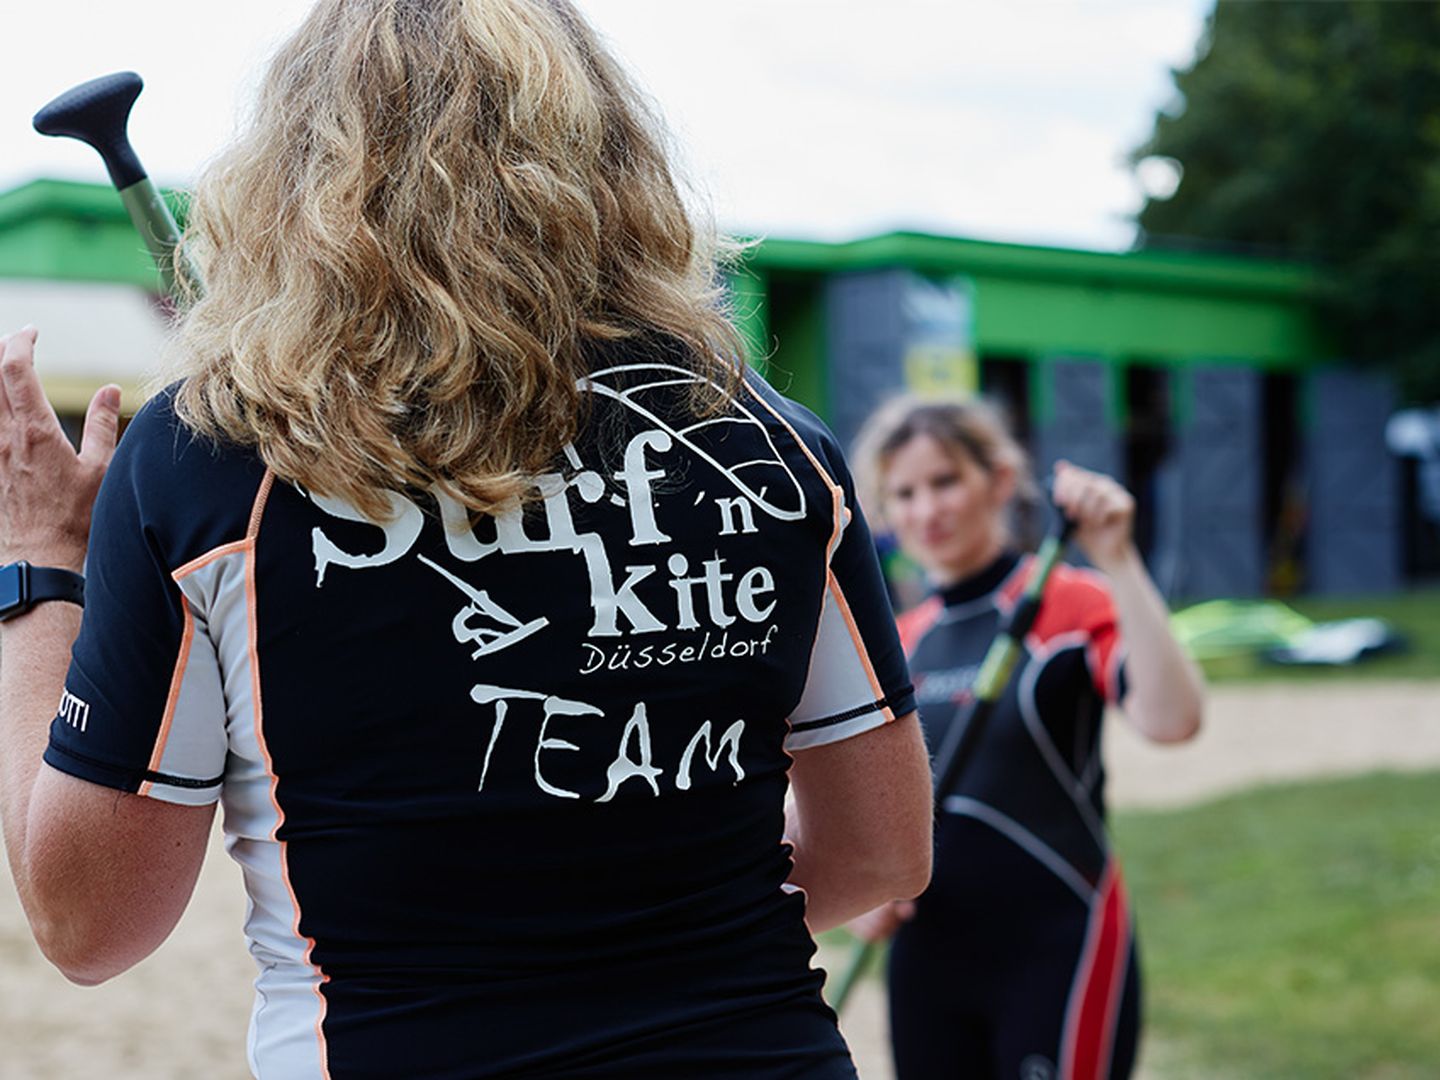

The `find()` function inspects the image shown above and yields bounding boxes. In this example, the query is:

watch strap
[0,562,86,621]
[28,565,86,610]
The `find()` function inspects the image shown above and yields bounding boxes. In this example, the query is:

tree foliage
[1134,0,1440,401]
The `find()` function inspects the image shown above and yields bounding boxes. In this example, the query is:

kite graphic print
[300,366,820,803]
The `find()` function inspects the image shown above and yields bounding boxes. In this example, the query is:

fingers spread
[1,327,49,424]
[0,335,12,418]
[80,385,123,468]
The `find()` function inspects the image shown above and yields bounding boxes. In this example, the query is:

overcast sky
[0,0,1212,251]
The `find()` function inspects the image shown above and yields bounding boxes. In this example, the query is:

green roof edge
[740,230,1324,301]
[0,177,136,230]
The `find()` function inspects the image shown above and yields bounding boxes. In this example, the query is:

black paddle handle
[33,72,148,190]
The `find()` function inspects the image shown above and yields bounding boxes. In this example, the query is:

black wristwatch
[0,562,86,622]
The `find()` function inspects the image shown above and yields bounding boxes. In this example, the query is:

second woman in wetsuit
[848,397,1204,1080]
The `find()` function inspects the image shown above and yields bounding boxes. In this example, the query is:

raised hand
[1051,459,1136,573]
[0,327,121,573]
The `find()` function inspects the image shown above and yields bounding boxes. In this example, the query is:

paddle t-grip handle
[34,71,147,189]
[34,71,188,293]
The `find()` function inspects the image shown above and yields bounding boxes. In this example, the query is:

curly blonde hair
[168,0,740,519]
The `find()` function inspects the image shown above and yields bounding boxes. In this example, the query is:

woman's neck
[927,532,1009,589]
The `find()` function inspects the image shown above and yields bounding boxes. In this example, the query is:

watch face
[0,565,23,614]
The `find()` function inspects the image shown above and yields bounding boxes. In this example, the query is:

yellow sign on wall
[903,343,978,398]
[899,275,977,399]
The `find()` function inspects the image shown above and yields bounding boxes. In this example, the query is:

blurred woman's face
[881,433,1008,584]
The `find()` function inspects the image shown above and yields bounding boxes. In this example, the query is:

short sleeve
[1078,579,1127,705]
[1030,564,1129,705]
[44,401,230,806]
[783,419,916,752]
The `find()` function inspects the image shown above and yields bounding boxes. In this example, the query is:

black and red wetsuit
[887,551,1140,1080]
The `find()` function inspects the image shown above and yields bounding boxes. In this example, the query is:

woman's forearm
[1096,545,1204,744]
[1,603,216,985]
[0,602,85,909]
[784,715,933,933]
[784,807,928,934]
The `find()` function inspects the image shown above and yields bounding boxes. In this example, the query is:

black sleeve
[44,397,231,805]
[743,382,916,751]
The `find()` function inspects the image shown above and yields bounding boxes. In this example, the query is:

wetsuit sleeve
[783,417,916,752]
[44,402,229,806]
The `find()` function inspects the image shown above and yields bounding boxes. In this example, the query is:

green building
[730,233,1413,598]
[0,178,1416,596]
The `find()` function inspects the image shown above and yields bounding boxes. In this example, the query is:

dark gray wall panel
[1307,369,1401,594]
[1168,366,1264,598]
[1032,357,1121,486]
[823,270,973,453]
[824,270,907,454]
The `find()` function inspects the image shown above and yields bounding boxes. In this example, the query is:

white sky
[0,0,1212,251]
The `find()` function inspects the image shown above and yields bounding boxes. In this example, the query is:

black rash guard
[45,346,915,1079]
[888,551,1140,1080]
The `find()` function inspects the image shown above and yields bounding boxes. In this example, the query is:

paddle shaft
[827,517,1075,1013]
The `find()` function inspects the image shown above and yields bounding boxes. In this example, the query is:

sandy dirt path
[2,680,1436,1079]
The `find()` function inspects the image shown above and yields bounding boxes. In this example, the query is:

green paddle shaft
[117,177,189,294]
[929,526,1072,800]
[826,521,1073,1014]
[825,924,878,1013]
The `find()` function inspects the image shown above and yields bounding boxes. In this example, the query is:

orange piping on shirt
[740,383,857,740]
[744,386,853,743]
[241,470,334,1077]
[248,470,276,539]
[739,381,847,562]
[172,539,249,582]
[138,600,196,797]
[170,470,278,581]
[827,569,894,722]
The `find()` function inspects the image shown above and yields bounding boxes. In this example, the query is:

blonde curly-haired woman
[0,3,931,1076]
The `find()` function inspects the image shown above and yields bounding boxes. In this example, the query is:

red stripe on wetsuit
[896,595,943,657]
[1062,860,1132,1080]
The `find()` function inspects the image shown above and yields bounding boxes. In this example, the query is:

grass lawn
[823,771,1440,1078]
[1192,587,1440,683]
[1114,771,1440,1079]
